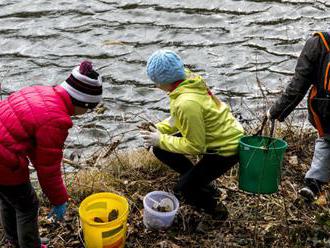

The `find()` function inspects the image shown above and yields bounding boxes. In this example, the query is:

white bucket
[143,191,179,230]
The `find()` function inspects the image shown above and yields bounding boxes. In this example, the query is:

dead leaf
[288,155,298,165]
[314,192,327,206]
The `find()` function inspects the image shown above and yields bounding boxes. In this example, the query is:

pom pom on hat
[61,60,103,109]
[79,61,93,76]
[146,50,185,84]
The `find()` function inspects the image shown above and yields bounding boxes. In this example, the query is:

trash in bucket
[93,209,119,223]
[239,135,287,194]
[79,192,129,248]
[143,191,179,230]
[152,197,174,212]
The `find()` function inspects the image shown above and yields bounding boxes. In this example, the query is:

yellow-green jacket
[156,71,244,156]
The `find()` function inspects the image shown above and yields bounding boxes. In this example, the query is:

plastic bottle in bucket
[143,191,179,229]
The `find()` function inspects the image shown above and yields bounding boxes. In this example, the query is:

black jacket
[270,33,330,136]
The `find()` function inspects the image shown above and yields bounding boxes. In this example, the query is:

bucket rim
[239,135,288,150]
[143,191,179,216]
[78,192,129,226]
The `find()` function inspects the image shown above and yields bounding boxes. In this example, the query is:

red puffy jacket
[0,85,74,205]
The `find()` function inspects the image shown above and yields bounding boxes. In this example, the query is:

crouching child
[140,50,244,219]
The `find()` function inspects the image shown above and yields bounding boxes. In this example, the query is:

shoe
[40,237,49,248]
[2,239,19,248]
[299,186,316,202]
[41,237,49,244]
[299,178,323,202]
[201,182,221,197]
[204,202,229,220]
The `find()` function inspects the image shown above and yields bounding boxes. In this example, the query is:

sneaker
[299,186,316,202]
[299,178,323,202]
[41,237,49,244]
[2,240,19,248]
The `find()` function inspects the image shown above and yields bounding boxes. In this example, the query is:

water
[0,0,329,158]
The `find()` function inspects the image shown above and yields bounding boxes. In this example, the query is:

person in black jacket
[268,32,330,201]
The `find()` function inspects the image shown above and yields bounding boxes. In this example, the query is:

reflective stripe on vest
[309,85,325,137]
[315,32,330,91]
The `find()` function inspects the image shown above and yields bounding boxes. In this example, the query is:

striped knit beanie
[61,61,102,109]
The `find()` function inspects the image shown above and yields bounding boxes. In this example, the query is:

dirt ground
[2,126,330,248]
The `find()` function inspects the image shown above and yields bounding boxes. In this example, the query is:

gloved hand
[48,202,67,221]
[138,121,156,131]
[140,126,160,148]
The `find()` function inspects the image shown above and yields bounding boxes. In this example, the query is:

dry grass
[28,123,330,248]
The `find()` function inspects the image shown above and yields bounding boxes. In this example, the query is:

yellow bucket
[79,192,129,248]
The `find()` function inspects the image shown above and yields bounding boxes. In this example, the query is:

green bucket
[238,135,288,194]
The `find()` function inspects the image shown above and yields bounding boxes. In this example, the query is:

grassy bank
[19,123,330,247]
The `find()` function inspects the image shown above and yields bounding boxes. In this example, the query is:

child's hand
[140,126,160,148]
[48,202,67,221]
[137,122,156,131]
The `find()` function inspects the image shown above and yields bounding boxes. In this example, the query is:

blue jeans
[0,183,41,248]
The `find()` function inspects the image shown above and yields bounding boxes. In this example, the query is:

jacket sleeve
[158,100,206,155]
[270,35,322,121]
[155,116,178,134]
[29,118,71,205]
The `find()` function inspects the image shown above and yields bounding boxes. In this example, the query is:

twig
[62,158,84,169]
[253,194,260,247]
[77,227,86,248]
[94,140,121,166]
[280,190,292,246]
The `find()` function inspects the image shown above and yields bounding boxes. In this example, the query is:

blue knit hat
[146,50,185,84]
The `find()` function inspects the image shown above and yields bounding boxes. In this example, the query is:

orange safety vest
[308,32,330,136]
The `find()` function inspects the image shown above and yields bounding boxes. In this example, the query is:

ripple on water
[0,0,329,153]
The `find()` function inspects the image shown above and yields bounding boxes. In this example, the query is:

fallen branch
[63,158,84,169]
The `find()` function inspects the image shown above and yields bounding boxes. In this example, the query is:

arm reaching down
[29,119,72,205]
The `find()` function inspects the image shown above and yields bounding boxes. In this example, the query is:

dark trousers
[153,147,238,211]
[0,183,41,248]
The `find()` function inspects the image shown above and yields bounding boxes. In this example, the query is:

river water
[0,0,329,158]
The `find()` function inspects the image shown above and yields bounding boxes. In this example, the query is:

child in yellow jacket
[140,50,244,218]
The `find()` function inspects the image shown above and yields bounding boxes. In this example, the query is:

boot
[299,178,324,202]
[201,181,221,197]
[204,201,229,220]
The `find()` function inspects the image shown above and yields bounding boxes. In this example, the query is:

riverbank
[26,124,330,247]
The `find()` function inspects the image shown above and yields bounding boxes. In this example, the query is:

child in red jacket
[0,61,102,248]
